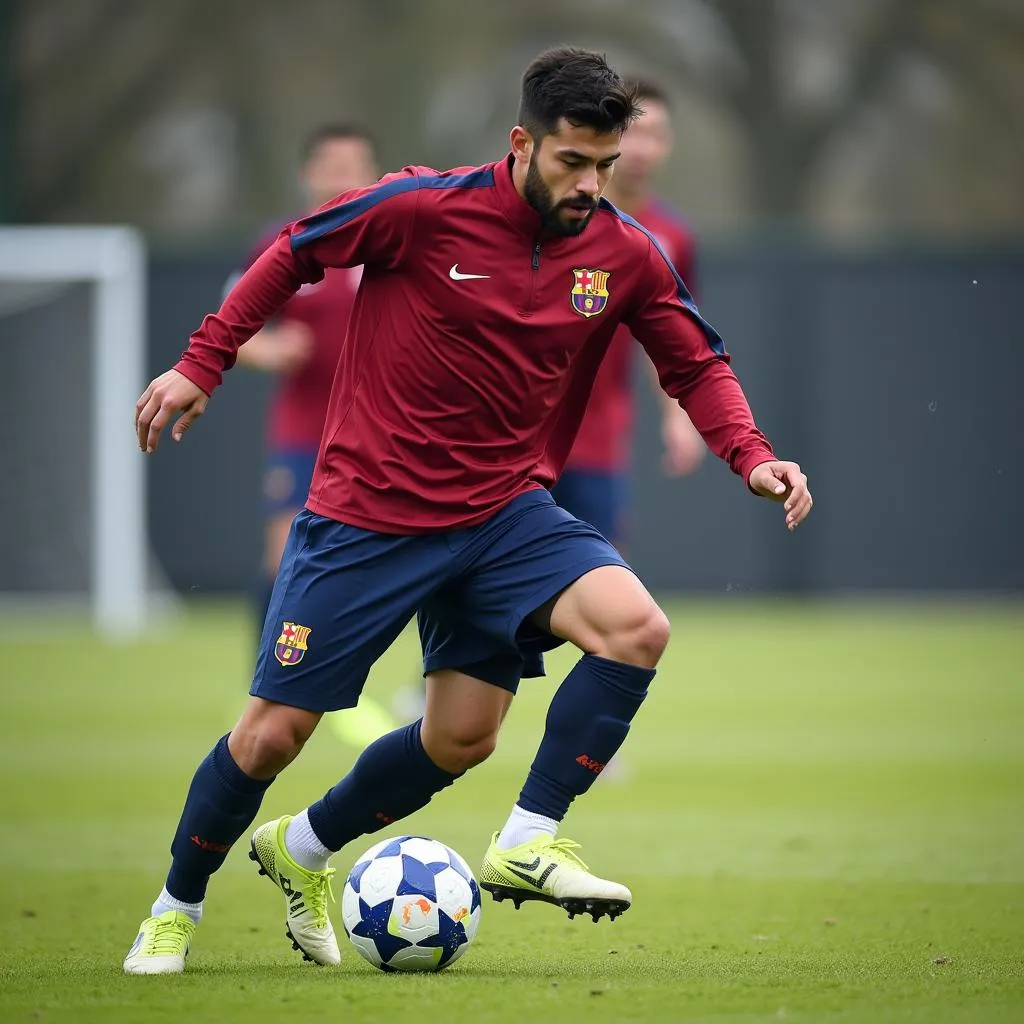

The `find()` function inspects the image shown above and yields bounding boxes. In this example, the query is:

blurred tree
[16,0,210,223]
[8,0,1024,240]
[498,0,1024,233]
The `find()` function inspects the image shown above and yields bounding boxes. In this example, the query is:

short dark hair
[301,121,375,163]
[518,46,640,139]
[629,77,672,112]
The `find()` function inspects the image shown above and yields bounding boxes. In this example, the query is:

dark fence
[146,243,1024,596]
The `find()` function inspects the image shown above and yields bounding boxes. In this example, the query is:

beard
[524,153,598,237]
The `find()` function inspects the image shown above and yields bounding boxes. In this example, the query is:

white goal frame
[0,226,148,637]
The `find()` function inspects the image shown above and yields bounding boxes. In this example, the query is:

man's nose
[575,169,600,197]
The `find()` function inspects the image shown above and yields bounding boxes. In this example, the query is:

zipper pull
[532,243,541,270]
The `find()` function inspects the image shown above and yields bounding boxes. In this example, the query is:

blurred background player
[552,78,705,549]
[230,122,378,629]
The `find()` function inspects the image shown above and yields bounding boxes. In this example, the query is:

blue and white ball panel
[341,835,481,972]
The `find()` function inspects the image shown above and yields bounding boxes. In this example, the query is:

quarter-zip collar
[493,153,544,239]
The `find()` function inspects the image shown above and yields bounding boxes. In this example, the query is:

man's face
[303,136,377,207]
[611,97,672,196]
[522,119,621,237]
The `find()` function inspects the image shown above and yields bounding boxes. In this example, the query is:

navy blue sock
[517,655,655,819]
[307,720,458,851]
[165,735,275,903]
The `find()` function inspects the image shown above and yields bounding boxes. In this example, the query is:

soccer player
[553,78,705,547]
[394,79,695,722]
[126,46,812,975]
[232,123,378,627]
[391,80,699,726]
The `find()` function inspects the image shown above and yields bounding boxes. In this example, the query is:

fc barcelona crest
[570,268,611,318]
[275,621,311,666]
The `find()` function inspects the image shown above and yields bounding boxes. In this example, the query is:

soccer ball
[341,835,482,972]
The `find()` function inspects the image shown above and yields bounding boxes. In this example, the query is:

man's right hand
[135,369,209,453]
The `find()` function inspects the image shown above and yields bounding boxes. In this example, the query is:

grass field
[1,599,1022,1023]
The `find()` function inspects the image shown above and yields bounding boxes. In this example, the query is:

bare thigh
[532,564,670,668]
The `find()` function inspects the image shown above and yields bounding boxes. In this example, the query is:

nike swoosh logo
[505,861,558,890]
[506,857,541,871]
[449,264,490,280]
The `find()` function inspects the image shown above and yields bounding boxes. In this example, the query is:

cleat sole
[481,882,630,923]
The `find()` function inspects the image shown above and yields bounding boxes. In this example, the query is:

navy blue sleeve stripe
[420,167,495,191]
[291,166,495,251]
[603,199,725,356]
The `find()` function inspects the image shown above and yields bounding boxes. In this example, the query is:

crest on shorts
[275,621,311,666]
[570,268,611,318]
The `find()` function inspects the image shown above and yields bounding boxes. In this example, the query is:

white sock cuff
[511,805,558,829]
[284,809,333,871]
[153,886,203,923]
[497,803,559,850]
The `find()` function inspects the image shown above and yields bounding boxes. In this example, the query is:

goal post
[0,226,151,637]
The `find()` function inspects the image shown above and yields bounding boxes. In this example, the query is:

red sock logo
[576,753,606,775]
[190,834,232,853]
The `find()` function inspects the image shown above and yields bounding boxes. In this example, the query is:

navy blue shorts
[263,448,317,515]
[551,469,629,547]
[251,489,631,711]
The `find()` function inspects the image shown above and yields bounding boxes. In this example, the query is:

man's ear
[509,125,533,162]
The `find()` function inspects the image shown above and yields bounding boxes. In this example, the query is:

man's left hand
[748,461,813,532]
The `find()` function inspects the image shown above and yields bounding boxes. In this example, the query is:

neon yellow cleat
[480,832,632,923]
[123,910,196,975]
[249,815,340,965]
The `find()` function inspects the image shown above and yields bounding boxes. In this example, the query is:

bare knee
[421,721,499,775]
[420,669,511,774]
[447,729,499,774]
[229,700,321,779]
[597,604,671,668]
